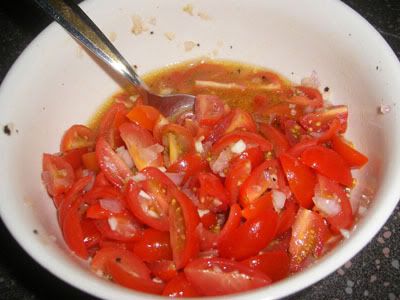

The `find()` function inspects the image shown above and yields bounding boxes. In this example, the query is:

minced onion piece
[131,172,146,182]
[116,146,134,169]
[230,139,246,154]
[195,136,205,153]
[197,209,210,217]
[139,190,152,200]
[210,149,233,176]
[100,199,124,213]
[158,166,167,172]
[272,189,286,212]
[108,217,118,231]
[141,143,164,162]
[340,229,351,239]
[313,196,341,216]
[165,172,184,186]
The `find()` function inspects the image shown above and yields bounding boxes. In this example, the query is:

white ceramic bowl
[0,0,399,299]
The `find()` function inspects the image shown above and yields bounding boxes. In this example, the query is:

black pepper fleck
[150,31,154,35]
[324,86,330,92]
[3,125,11,136]
[134,65,138,69]
[230,45,233,49]
[33,229,38,235]
[348,33,352,37]
[237,69,241,74]
[376,66,379,70]
[291,72,294,75]
[197,43,200,47]
[16,129,19,134]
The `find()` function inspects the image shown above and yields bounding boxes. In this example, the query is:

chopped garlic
[158,166,167,172]
[197,11,211,20]
[182,4,194,15]
[195,136,205,153]
[197,209,210,217]
[131,15,148,35]
[164,32,176,41]
[108,217,118,231]
[272,190,286,212]
[231,139,246,154]
[340,229,351,239]
[139,190,152,200]
[184,41,197,52]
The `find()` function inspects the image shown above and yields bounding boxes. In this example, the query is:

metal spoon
[34,0,195,117]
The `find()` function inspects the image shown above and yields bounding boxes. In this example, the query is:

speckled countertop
[0,0,399,299]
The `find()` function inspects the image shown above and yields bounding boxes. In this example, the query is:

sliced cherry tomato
[81,219,101,249]
[235,146,265,168]
[62,148,88,170]
[195,94,226,126]
[284,119,307,146]
[259,123,290,157]
[96,137,133,188]
[94,213,143,242]
[300,105,348,133]
[239,159,286,207]
[331,135,368,168]
[60,124,96,152]
[197,173,229,212]
[162,273,200,297]
[205,109,257,143]
[279,153,316,208]
[276,198,298,236]
[97,103,129,149]
[119,122,163,171]
[133,229,172,262]
[314,174,354,231]
[287,138,318,157]
[161,124,195,166]
[289,208,330,271]
[218,204,242,243]
[241,250,290,282]
[184,257,271,296]
[167,153,208,182]
[200,211,218,230]
[225,158,251,204]
[241,192,274,220]
[42,153,75,197]
[62,196,88,259]
[126,104,161,131]
[169,188,200,269]
[301,145,353,187]
[148,260,178,282]
[218,209,278,260]
[82,151,100,172]
[286,86,323,108]
[93,171,112,187]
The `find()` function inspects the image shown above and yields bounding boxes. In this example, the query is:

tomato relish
[41,59,368,296]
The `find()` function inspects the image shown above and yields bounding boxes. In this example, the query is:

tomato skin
[218,209,278,260]
[289,208,330,271]
[287,138,318,157]
[200,211,218,230]
[167,153,208,182]
[331,135,368,168]
[81,219,101,249]
[162,273,200,297]
[195,94,226,126]
[42,153,75,197]
[62,148,88,170]
[148,260,178,282]
[225,159,251,204]
[184,257,271,296]
[94,213,143,242]
[286,86,323,108]
[169,188,200,269]
[218,204,242,243]
[315,174,354,231]
[119,122,163,171]
[126,104,161,131]
[239,159,286,207]
[276,199,298,236]
[259,123,290,157]
[95,137,133,188]
[133,229,172,262]
[279,153,316,208]
[299,105,348,134]
[60,124,96,152]
[241,250,290,282]
[301,145,353,187]
[97,103,129,149]
[62,196,88,259]
[81,151,100,172]
[241,192,274,220]
[197,173,230,212]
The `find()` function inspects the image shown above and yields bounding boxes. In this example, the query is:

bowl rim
[0,0,400,299]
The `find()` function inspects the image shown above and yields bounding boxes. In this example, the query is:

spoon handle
[35,0,145,88]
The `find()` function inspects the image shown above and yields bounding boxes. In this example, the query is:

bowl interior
[1,0,400,299]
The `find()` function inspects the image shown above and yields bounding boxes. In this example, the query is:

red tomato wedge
[161,124,195,166]
[239,159,286,207]
[62,148,88,170]
[331,135,368,168]
[286,86,323,108]
[184,257,271,296]
[218,209,278,260]
[241,192,274,220]
[241,250,290,282]
[96,137,133,188]
[169,188,200,269]
[42,153,75,197]
[218,204,242,243]
[162,273,200,297]
[300,145,353,187]
[225,158,252,204]
[299,105,348,133]
[148,260,178,282]
[81,219,101,249]
[167,153,208,182]
[279,153,316,208]
[314,174,354,231]
[60,124,96,152]
[197,172,230,212]
[81,151,100,172]
[119,122,163,170]
[97,103,129,149]
[276,199,298,236]
[133,229,172,262]
[126,104,161,131]
[94,213,143,242]
[289,208,330,271]
[195,94,226,126]
[259,123,290,157]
